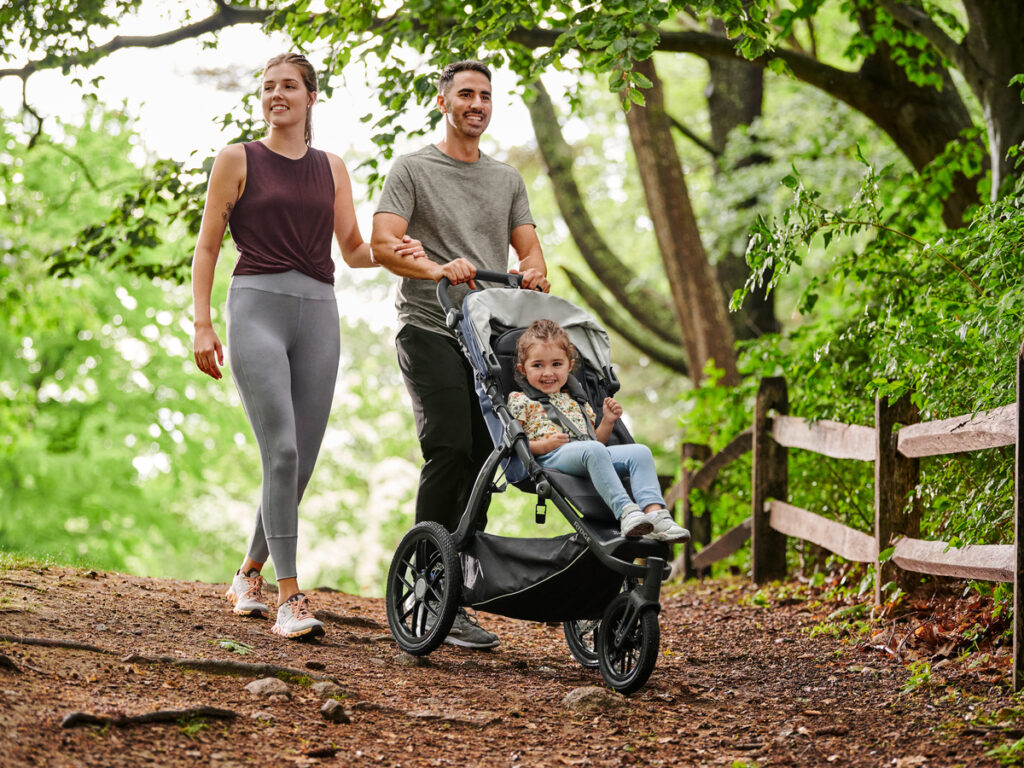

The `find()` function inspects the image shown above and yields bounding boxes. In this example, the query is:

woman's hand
[393,235,427,261]
[194,324,224,380]
[530,432,569,455]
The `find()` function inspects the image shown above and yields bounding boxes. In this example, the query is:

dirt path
[0,563,1018,767]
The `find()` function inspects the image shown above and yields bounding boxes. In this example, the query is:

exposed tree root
[61,706,238,729]
[0,581,44,591]
[1,635,342,685]
[0,634,112,654]
[121,652,340,684]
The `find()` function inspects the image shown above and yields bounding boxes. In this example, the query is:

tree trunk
[880,0,1024,200]
[624,57,739,386]
[705,19,764,154]
[643,29,977,227]
[960,0,1024,198]
[854,16,978,227]
[705,17,779,340]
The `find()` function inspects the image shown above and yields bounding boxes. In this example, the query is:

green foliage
[684,125,1023,568]
[0,104,251,579]
[900,659,934,694]
[216,638,253,655]
[178,715,209,739]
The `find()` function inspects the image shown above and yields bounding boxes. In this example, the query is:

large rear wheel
[596,592,659,694]
[385,522,461,656]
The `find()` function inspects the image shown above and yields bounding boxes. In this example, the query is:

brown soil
[0,564,1020,767]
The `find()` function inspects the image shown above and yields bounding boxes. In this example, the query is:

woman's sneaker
[271,594,325,641]
[646,509,691,544]
[225,569,270,616]
[620,505,654,538]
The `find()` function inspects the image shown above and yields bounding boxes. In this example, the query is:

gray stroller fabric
[462,289,614,375]
[459,288,619,483]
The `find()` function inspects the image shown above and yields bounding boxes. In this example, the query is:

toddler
[507,319,690,542]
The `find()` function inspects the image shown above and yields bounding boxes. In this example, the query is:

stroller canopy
[461,288,613,376]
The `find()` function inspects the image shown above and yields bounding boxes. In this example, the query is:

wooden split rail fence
[663,367,1024,690]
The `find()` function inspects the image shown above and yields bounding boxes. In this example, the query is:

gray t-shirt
[376,144,536,336]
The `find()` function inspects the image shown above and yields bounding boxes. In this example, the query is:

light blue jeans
[536,441,665,519]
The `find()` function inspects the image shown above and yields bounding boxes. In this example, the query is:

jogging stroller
[385,271,672,693]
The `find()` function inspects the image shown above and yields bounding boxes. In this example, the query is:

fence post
[874,392,921,606]
[752,377,788,583]
[1015,347,1024,692]
[681,442,712,580]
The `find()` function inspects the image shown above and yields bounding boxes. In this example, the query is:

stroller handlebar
[436,270,524,329]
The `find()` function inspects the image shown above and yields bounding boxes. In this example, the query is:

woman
[191,53,423,641]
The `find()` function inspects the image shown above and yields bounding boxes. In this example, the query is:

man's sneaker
[620,505,654,538]
[444,608,499,650]
[271,594,325,641]
[225,569,270,616]
[646,509,691,544]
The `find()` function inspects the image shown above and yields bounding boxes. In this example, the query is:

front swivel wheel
[385,522,462,656]
[596,592,660,694]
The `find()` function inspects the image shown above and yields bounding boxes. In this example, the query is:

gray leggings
[226,271,339,580]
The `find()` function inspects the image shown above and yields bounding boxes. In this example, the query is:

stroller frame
[385,271,671,693]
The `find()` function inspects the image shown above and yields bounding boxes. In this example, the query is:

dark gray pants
[226,271,339,580]
[396,324,492,531]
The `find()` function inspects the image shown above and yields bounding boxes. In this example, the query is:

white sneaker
[271,594,325,641]
[646,509,690,544]
[225,569,270,616]
[619,505,654,538]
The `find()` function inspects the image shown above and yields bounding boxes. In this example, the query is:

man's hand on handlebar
[438,258,477,289]
[511,267,550,293]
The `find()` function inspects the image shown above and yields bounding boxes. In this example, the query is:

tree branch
[563,268,689,376]
[668,114,720,158]
[524,80,682,346]
[875,0,967,74]
[0,6,271,81]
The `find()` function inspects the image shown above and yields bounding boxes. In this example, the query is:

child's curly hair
[516,319,578,376]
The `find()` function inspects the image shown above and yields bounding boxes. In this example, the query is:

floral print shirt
[508,391,596,441]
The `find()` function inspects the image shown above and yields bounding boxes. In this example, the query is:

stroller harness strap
[518,376,600,443]
[539,398,598,442]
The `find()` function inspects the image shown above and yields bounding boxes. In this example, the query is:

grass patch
[276,671,313,687]
[179,716,209,739]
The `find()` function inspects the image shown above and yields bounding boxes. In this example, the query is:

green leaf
[217,639,254,655]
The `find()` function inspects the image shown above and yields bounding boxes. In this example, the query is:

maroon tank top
[230,141,335,284]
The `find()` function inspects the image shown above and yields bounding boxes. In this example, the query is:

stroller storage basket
[461,532,624,622]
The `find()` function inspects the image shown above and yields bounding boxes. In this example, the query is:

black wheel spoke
[395,569,416,593]
[399,594,417,624]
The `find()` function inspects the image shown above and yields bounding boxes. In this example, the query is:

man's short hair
[438,60,492,96]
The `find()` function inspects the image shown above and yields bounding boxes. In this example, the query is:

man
[371,60,549,650]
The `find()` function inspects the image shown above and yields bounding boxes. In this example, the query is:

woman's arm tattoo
[221,202,234,224]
